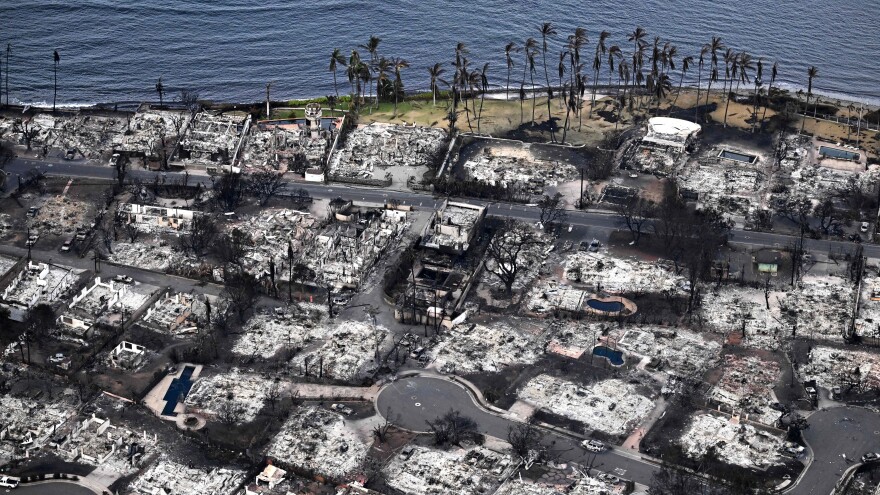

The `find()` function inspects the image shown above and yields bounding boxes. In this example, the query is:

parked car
[861,222,870,233]
[61,238,73,252]
[581,439,606,453]
[25,234,39,246]
[0,475,20,488]
[588,239,601,252]
[113,274,134,284]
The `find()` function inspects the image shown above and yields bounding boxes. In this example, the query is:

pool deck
[143,363,203,419]
[584,294,638,317]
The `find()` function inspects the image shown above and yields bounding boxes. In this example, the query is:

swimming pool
[593,346,624,366]
[719,149,757,164]
[819,146,860,161]
[586,299,625,312]
[161,365,196,416]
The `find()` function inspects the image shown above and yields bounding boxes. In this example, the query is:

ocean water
[2,0,878,106]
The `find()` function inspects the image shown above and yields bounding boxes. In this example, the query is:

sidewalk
[288,382,380,401]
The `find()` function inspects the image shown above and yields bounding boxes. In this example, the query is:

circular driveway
[376,375,512,437]
[796,406,880,495]
[12,481,97,495]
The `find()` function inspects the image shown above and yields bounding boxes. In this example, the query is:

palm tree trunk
[751,83,760,132]
[589,68,599,119]
[671,71,685,116]
[543,50,553,128]
[333,71,339,98]
[761,80,772,127]
[478,91,486,134]
[704,78,713,122]
[530,71,537,125]
[695,66,703,122]
[506,68,511,101]
[799,94,809,135]
[53,65,57,112]
[432,83,437,106]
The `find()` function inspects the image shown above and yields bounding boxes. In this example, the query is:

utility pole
[26,226,31,260]
[579,168,585,209]
[92,250,101,273]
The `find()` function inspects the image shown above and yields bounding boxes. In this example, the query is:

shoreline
[7,84,879,114]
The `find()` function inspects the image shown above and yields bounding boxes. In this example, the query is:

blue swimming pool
[586,299,625,313]
[719,149,757,163]
[161,365,196,416]
[593,346,624,366]
[819,146,860,161]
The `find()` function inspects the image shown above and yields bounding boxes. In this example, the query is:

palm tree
[750,58,763,132]
[617,61,631,129]
[607,45,621,88]
[477,63,490,134]
[375,57,391,106]
[347,50,362,105]
[628,27,648,110]
[155,77,164,107]
[52,50,60,112]
[724,51,753,127]
[703,37,724,121]
[504,42,519,101]
[670,55,692,113]
[589,31,610,118]
[539,23,557,120]
[392,58,409,117]
[694,46,708,121]
[846,102,855,141]
[329,48,347,99]
[761,62,778,127]
[428,63,445,106]
[521,38,538,124]
[800,66,818,135]
[557,50,567,100]
[650,72,672,113]
[359,36,381,106]
[327,94,338,117]
[330,48,345,98]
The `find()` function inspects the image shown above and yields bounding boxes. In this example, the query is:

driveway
[795,406,880,495]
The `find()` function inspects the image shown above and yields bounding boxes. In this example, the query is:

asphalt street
[4,157,875,259]
[796,406,880,495]
[376,376,660,487]
[11,481,97,495]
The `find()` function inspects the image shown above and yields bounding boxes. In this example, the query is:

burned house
[626,117,701,174]
[242,103,339,173]
[120,202,199,231]
[421,200,486,255]
[58,276,150,338]
[0,260,78,320]
[140,291,199,335]
[174,111,249,169]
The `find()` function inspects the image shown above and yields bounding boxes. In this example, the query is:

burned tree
[213,228,250,267]
[213,173,246,211]
[485,220,545,295]
[425,409,482,446]
[124,222,140,243]
[616,197,655,245]
[537,192,567,231]
[179,214,219,256]
[507,419,543,462]
[247,169,285,206]
[221,268,261,322]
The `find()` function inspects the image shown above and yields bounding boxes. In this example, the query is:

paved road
[376,376,660,486]
[12,481,97,495]
[796,406,880,495]
[3,157,875,258]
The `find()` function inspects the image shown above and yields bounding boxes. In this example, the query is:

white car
[861,222,870,233]
[0,475,20,488]
[581,439,606,453]
[113,274,134,284]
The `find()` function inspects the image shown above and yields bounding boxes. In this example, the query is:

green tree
[359,35,381,107]
[391,57,409,117]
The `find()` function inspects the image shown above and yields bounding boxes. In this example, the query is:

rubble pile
[242,124,327,172]
[267,406,366,479]
[709,355,781,425]
[804,346,880,390]
[330,123,447,179]
[678,165,763,213]
[700,287,783,350]
[617,327,722,376]
[288,320,389,380]
[0,396,76,459]
[562,252,686,294]
[30,196,93,235]
[494,478,564,495]
[233,209,318,279]
[59,415,155,474]
[108,242,197,273]
[778,275,854,341]
[785,163,878,199]
[569,476,621,495]
[519,376,654,436]
[112,109,190,155]
[178,111,247,166]
[129,456,246,495]
[306,209,409,289]
[678,413,784,468]
[0,254,15,276]
[527,282,591,314]
[384,446,506,495]
[3,262,76,310]
[47,114,129,158]
[232,305,326,359]
[462,148,577,191]
[545,321,608,359]
[185,369,274,423]
[432,321,547,374]
[855,276,880,339]
[630,144,680,173]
